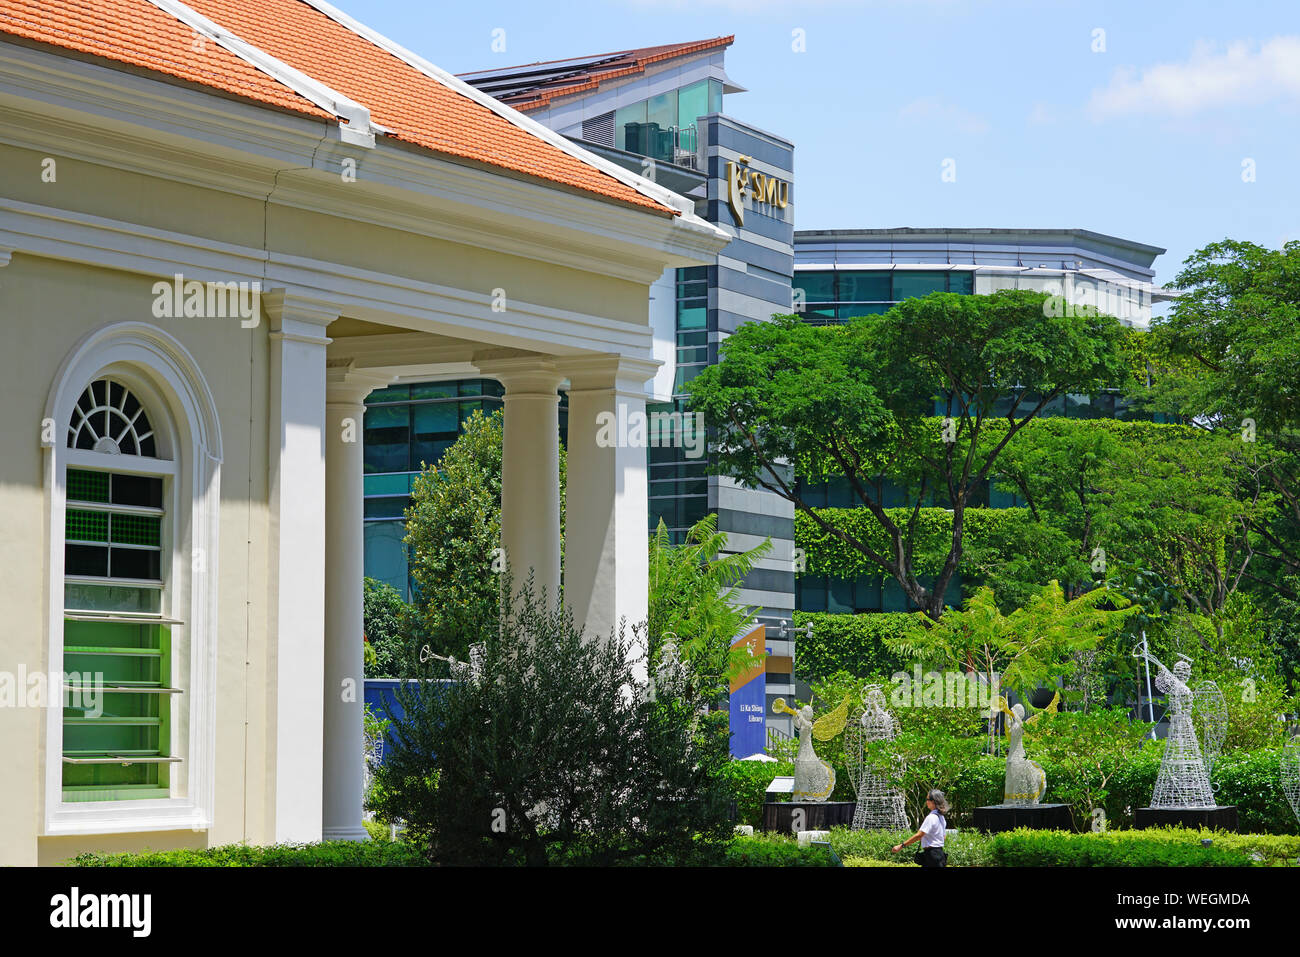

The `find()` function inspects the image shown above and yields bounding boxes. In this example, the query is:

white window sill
[45,798,209,836]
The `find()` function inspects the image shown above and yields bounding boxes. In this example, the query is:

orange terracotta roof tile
[460,37,735,113]
[0,0,674,215]
[0,0,329,118]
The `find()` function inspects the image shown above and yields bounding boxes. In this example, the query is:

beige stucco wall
[0,119,658,864]
[0,251,272,865]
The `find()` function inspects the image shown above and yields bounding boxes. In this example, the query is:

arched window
[44,324,222,835]
[67,378,158,457]
[62,377,178,802]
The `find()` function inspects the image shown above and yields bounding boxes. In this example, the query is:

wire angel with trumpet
[843,684,910,830]
[1132,644,1223,809]
[773,695,850,801]
[419,641,484,683]
[994,690,1059,806]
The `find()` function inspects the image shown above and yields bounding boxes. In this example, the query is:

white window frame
[43,323,222,836]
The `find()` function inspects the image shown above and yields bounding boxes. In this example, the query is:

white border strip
[297,0,726,237]
[143,0,384,147]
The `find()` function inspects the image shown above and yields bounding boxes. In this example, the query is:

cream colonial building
[0,0,727,865]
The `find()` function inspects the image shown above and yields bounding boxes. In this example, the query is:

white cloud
[1088,36,1300,120]
[899,96,990,135]
[1027,102,1060,126]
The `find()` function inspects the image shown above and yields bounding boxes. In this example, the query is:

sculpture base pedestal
[762,801,856,834]
[1135,806,1238,831]
[973,803,1073,833]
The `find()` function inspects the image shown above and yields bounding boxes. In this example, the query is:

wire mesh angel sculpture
[844,684,910,830]
[773,695,849,801]
[996,690,1059,806]
[1133,646,1217,808]
[419,641,484,683]
[1282,734,1300,829]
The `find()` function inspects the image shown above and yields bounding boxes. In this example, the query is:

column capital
[0,246,13,268]
[264,289,341,345]
[473,353,566,397]
[556,354,660,397]
[326,359,395,406]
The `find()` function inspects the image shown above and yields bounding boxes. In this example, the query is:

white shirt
[919,811,946,848]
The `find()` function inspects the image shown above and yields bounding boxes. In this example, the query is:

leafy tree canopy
[689,290,1129,619]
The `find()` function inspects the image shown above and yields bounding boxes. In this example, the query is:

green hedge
[791,612,913,681]
[795,506,1036,580]
[723,834,838,867]
[827,826,993,867]
[68,840,427,867]
[724,758,795,828]
[986,829,1254,867]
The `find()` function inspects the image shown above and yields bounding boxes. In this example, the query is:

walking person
[891,789,949,867]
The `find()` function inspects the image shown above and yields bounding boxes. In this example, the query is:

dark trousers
[916,846,948,868]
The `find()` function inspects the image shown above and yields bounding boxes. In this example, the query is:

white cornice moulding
[142,0,381,147]
[0,199,655,357]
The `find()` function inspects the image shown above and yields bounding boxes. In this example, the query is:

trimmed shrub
[67,840,426,867]
[723,834,837,867]
[723,759,795,829]
[844,857,915,867]
[986,828,1254,867]
[1208,749,1298,835]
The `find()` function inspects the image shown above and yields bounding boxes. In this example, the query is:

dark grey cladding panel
[717,507,794,541]
[723,237,795,276]
[708,201,795,245]
[737,567,797,593]
[706,118,795,174]
[716,266,792,307]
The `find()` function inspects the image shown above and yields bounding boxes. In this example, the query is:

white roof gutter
[144,0,385,147]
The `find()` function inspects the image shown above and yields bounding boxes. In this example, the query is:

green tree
[363,577,420,678]
[996,417,1274,618]
[886,580,1139,704]
[403,408,566,662]
[1137,239,1300,681]
[689,290,1129,619]
[647,514,771,707]
[1150,239,1300,432]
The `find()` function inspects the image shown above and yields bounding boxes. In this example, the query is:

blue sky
[354,0,1300,287]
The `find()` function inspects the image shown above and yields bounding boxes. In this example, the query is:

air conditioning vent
[582,111,615,146]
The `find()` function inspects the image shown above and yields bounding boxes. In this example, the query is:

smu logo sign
[725,155,789,227]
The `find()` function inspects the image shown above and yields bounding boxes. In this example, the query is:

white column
[323,362,392,842]
[475,356,564,606]
[265,291,335,844]
[559,356,658,670]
